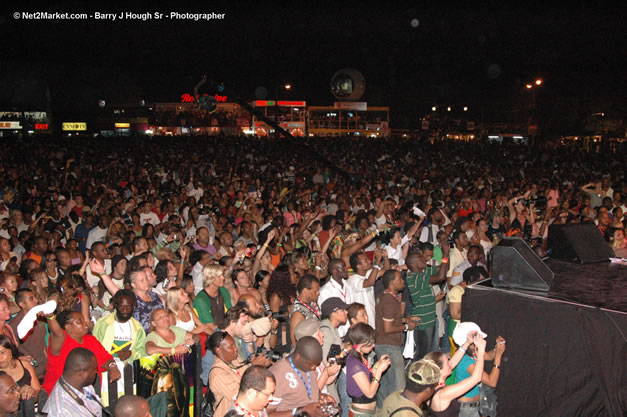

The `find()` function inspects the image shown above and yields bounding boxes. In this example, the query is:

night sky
[1,3,625,128]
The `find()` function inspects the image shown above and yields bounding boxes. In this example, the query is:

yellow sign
[114,123,130,128]
[62,122,87,131]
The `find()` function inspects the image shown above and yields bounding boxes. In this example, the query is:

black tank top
[429,387,461,417]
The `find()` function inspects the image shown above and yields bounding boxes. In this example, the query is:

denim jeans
[413,326,435,361]
[458,403,480,417]
[374,345,405,409]
[441,307,451,353]
[337,369,350,417]
[200,349,215,386]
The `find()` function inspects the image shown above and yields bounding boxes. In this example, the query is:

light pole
[274,83,291,138]
[526,79,542,143]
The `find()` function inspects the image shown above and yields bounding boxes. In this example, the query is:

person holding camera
[268,336,336,417]
[319,297,349,403]
[345,322,391,416]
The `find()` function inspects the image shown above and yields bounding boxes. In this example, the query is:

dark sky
[1,3,625,127]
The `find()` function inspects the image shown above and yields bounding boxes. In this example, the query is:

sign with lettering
[0,121,21,129]
[62,122,87,131]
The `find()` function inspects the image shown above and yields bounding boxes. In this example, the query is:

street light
[463,106,468,112]
[447,106,452,112]
[526,84,533,89]
[432,106,437,111]
[535,79,542,86]
[284,84,292,90]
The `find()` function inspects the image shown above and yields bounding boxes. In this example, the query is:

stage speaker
[490,237,554,291]
[547,223,615,264]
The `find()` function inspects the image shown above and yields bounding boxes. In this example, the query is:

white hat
[452,322,487,346]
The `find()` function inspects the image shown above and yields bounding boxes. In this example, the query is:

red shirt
[42,331,113,394]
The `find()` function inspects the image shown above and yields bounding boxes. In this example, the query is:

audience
[0,135,622,415]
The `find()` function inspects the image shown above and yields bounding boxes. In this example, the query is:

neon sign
[181,93,227,103]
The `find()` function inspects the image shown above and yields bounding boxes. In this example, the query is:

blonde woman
[192,264,232,332]
[166,286,212,335]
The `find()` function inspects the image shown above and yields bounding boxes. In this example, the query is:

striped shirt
[42,378,102,417]
[406,266,438,329]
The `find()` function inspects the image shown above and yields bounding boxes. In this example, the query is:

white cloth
[385,236,411,265]
[192,261,204,295]
[346,270,376,329]
[86,259,112,289]
[86,226,107,250]
[139,211,160,226]
[418,224,441,245]
[318,278,350,337]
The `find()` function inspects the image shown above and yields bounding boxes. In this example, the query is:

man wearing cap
[319,298,349,403]
[379,359,441,417]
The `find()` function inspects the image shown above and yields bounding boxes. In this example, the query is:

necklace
[289,355,312,399]
[296,297,320,318]
[383,289,402,302]
[234,399,257,417]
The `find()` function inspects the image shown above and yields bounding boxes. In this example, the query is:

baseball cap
[294,318,321,341]
[320,297,350,318]
[452,322,488,346]
[407,359,440,385]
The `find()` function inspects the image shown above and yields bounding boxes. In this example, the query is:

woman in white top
[166,286,212,334]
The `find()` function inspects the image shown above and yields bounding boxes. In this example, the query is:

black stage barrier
[463,284,627,417]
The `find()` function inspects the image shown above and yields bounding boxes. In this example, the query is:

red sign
[181,93,228,103]
[35,123,49,130]
[277,101,306,107]
[181,93,195,102]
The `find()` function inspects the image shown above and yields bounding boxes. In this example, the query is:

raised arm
[436,335,486,405]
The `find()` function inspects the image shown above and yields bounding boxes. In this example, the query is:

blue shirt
[456,354,480,398]
[42,378,102,417]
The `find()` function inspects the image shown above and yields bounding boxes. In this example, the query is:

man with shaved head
[114,395,152,417]
[43,347,104,416]
[267,336,335,417]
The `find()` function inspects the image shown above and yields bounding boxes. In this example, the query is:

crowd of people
[0,135,623,417]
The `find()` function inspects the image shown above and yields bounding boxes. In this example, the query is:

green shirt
[406,266,438,329]
[379,391,425,417]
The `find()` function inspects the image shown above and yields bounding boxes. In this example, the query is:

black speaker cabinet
[490,237,554,291]
[548,223,615,264]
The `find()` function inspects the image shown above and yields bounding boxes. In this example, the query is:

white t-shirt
[140,211,161,226]
[86,259,112,289]
[318,278,350,337]
[86,226,107,250]
[385,236,411,265]
[346,270,376,329]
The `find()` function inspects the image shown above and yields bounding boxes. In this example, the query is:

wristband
[373,265,382,271]
[171,347,175,355]
[372,377,380,384]
[107,361,116,369]
[494,364,500,369]
[441,257,449,264]
[314,266,322,271]
[459,345,467,353]
[108,241,114,246]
